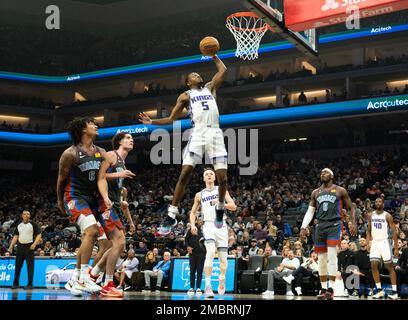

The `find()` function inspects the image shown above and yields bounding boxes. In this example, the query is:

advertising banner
[170,257,236,292]
[0,258,82,288]
[285,0,408,31]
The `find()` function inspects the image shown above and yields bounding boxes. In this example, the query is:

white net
[226,13,269,61]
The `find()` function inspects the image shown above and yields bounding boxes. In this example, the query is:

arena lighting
[94,116,104,123]
[292,89,327,97]
[1,94,407,145]
[74,92,87,102]
[253,96,277,103]
[0,23,407,84]
[298,137,308,141]
[0,115,30,122]
[301,61,317,75]
[144,110,157,117]
[387,79,408,86]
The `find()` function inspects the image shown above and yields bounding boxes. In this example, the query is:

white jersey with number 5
[371,211,389,241]
[187,86,219,128]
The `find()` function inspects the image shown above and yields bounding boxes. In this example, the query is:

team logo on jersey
[95,153,101,158]
[68,200,76,210]
[331,189,336,193]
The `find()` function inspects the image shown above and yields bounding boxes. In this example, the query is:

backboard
[242,0,319,58]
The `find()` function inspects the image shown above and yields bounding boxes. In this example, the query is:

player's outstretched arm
[120,187,135,233]
[366,213,372,243]
[224,190,237,212]
[56,147,75,214]
[97,151,116,209]
[300,190,317,237]
[190,192,201,235]
[139,92,189,125]
[386,213,400,257]
[340,187,357,236]
[206,55,227,94]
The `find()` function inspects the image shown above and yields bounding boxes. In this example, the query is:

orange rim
[226,12,271,33]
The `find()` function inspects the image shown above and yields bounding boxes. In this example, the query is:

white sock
[205,277,211,287]
[321,281,327,289]
[168,205,178,219]
[329,280,335,289]
[80,264,89,282]
[71,268,80,281]
[91,265,100,277]
[392,285,397,292]
[104,275,113,286]
[376,282,382,290]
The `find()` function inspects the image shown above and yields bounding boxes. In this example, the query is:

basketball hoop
[226,12,270,61]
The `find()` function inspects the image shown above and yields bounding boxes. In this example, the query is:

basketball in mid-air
[200,36,220,56]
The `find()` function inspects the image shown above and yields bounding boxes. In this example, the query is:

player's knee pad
[318,252,328,276]
[218,248,228,265]
[204,241,216,268]
[327,247,338,276]
[78,214,98,235]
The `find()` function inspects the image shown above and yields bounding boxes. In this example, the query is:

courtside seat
[239,255,264,293]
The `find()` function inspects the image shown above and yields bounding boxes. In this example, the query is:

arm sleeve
[301,206,316,229]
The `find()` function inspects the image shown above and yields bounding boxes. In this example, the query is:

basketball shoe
[100,281,124,298]
[158,206,178,236]
[205,285,215,298]
[74,277,102,293]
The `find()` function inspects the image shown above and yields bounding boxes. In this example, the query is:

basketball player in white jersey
[190,167,236,298]
[139,55,228,236]
[367,197,399,300]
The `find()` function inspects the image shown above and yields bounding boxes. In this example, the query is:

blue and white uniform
[370,210,392,263]
[200,186,228,249]
[183,86,227,170]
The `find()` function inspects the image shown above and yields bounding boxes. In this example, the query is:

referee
[8,211,42,289]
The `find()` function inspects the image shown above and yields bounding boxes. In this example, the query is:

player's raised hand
[117,169,136,179]
[138,112,152,124]
[191,225,198,235]
[299,227,307,238]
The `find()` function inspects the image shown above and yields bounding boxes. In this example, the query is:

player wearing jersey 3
[190,167,236,298]
[89,132,135,298]
[139,55,228,236]
[368,197,399,300]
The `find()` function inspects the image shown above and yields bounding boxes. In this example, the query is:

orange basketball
[199,36,220,56]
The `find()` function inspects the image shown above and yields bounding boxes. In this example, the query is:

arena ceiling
[0,0,241,34]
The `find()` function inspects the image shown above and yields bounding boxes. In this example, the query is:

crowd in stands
[0,121,42,133]
[0,10,405,76]
[1,53,407,119]
[0,148,407,256]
